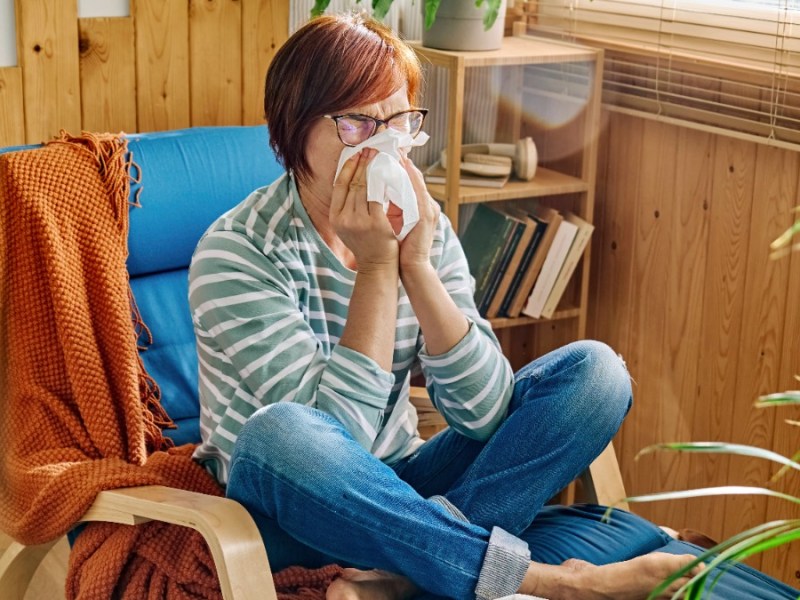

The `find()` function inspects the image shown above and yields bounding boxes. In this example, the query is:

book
[522,216,579,319]
[485,208,539,319]
[498,216,546,317]
[505,205,564,318]
[479,216,527,315]
[424,161,510,189]
[540,212,595,319]
[459,204,519,310]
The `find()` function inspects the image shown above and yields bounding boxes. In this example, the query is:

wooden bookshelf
[425,167,589,204]
[489,306,582,331]
[412,28,603,340]
[409,35,597,69]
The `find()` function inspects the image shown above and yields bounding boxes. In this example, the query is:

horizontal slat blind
[529,0,800,145]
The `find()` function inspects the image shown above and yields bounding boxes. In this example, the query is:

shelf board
[409,36,599,69]
[489,306,581,330]
[426,167,588,204]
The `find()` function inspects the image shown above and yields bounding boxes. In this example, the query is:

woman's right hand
[330,148,399,272]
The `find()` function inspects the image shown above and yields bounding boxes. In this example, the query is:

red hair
[264,13,422,182]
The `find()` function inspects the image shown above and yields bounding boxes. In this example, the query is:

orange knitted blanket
[0,133,340,599]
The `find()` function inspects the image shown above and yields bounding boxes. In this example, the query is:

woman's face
[304,85,411,193]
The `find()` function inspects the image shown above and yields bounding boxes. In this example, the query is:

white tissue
[334,128,429,241]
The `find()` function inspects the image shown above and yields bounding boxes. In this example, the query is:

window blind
[528,0,800,146]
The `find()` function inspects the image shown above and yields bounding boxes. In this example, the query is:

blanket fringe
[48,130,175,453]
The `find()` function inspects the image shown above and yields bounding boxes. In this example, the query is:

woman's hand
[330,148,399,272]
[396,155,440,275]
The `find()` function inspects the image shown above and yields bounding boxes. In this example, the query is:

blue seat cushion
[130,269,200,446]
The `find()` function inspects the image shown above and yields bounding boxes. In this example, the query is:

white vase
[421,0,508,52]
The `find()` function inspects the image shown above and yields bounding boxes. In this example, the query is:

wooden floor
[0,532,69,599]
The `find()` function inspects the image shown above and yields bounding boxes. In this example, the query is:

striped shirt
[189,173,514,484]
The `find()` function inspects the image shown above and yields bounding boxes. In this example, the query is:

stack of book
[460,203,595,320]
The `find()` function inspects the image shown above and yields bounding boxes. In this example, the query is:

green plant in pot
[311,0,507,51]
[606,208,800,598]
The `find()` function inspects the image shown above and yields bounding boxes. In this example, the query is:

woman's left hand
[394,155,440,275]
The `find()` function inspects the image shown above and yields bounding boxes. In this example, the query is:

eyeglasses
[324,109,428,147]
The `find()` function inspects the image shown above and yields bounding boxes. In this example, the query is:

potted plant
[311,0,508,51]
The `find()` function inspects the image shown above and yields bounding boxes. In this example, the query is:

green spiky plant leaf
[645,520,800,599]
[604,486,800,522]
[476,0,502,30]
[423,0,442,30]
[756,391,800,408]
[372,0,395,19]
[636,442,800,476]
[311,0,332,18]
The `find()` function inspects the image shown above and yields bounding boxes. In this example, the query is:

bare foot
[326,568,420,600]
[521,552,704,600]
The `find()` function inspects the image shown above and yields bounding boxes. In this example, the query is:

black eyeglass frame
[323,109,429,147]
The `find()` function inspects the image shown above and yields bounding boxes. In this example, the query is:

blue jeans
[226,341,798,599]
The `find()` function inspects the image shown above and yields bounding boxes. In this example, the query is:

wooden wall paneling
[531,319,578,361]
[189,0,243,127]
[588,111,643,480]
[496,328,513,371]
[692,136,756,545]
[0,68,25,147]
[78,18,136,133]
[587,111,798,582]
[621,119,680,525]
[133,0,190,132]
[242,0,290,126]
[761,166,800,584]
[588,112,640,352]
[15,0,81,143]
[660,126,714,535]
[587,110,609,329]
[507,326,538,373]
[723,144,797,572]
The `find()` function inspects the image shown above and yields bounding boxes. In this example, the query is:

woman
[188,13,798,600]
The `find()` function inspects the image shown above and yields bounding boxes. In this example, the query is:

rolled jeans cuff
[475,526,531,600]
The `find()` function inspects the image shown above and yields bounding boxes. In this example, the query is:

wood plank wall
[0,0,290,147]
[591,110,800,586]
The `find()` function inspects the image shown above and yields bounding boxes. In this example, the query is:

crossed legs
[225,342,713,599]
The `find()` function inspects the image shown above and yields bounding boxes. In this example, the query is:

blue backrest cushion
[125,126,284,444]
[126,126,282,276]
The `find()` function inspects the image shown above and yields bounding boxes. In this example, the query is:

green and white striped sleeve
[419,216,515,441]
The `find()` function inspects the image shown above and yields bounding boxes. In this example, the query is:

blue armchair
[0,126,626,600]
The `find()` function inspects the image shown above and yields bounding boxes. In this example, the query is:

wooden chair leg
[580,442,629,510]
[0,538,59,600]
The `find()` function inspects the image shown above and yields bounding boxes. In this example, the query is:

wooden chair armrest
[0,485,278,600]
[580,442,629,510]
[80,485,277,600]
